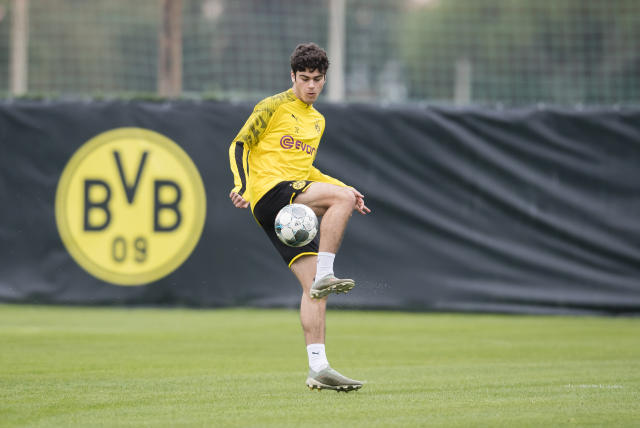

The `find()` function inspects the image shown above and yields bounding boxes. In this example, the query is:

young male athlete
[228,43,370,391]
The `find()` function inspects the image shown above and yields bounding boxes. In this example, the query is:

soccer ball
[274,203,318,247]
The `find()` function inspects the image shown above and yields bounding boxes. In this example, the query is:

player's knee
[336,187,356,207]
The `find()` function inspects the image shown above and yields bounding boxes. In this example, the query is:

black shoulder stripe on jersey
[234,141,247,195]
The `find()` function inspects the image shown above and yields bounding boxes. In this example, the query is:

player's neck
[291,87,313,107]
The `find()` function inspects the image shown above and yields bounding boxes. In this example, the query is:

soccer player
[228,42,370,392]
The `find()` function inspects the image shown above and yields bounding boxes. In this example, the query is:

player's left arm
[308,166,371,215]
[308,165,346,187]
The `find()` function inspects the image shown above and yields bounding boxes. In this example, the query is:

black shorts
[253,180,319,267]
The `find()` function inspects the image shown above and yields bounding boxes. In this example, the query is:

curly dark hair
[290,42,329,75]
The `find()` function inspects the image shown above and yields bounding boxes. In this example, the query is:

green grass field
[1,305,639,427]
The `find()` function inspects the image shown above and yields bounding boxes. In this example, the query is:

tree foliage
[0,0,637,104]
[401,0,640,104]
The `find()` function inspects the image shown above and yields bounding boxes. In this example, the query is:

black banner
[1,100,639,314]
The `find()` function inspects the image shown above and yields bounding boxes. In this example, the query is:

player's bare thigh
[293,182,355,217]
[290,254,317,293]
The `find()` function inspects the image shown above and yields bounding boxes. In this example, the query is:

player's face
[291,69,326,105]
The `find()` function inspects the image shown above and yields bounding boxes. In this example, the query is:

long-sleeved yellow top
[229,89,347,210]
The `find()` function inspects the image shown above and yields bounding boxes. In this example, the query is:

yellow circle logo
[292,180,306,190]
[55,128,206,286]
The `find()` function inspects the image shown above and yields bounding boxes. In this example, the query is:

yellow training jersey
[229,88,347,209]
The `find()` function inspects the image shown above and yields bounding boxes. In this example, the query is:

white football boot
[309,274,355,299]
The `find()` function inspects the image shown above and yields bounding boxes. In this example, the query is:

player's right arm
[228,100,273,208]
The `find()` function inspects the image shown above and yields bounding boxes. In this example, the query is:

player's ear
[291,71,296,83]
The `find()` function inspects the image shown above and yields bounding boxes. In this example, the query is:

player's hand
[349,188,371,215]
[229,191,249,209]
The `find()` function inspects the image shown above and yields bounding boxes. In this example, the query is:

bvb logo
[55,128,206,286]
[292,180,306,190]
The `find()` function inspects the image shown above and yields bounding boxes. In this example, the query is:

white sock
[315,252,335,281]
[307,343,329,372]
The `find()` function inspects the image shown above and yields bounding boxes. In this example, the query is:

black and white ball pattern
[274,203,318,247]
